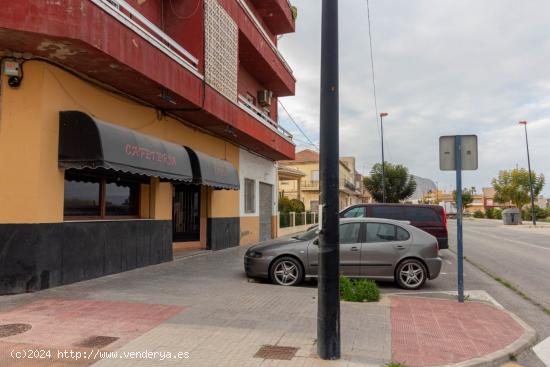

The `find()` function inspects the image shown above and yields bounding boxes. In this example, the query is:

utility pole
[380,112,388,203]
[519,121,537,226]
[317,0,340,360]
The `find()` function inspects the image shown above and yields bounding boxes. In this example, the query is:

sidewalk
[0,247,536,367]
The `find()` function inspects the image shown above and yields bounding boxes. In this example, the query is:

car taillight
[442,208,447,228]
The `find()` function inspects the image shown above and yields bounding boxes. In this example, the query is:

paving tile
[390,296,524,367]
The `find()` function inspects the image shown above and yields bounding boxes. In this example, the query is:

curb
[437,307,537,367]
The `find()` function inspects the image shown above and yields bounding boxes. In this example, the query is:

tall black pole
[380,114,386,203]
[522,122,537,225]
[318,0,340,360]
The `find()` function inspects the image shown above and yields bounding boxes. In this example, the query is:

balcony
[344,180,356,192]
[91,0,200,76]
[222,0,296,96]
[248,0,295,35]
[0,0,295,161]
[237,95,293,142]
[300,180,359,194]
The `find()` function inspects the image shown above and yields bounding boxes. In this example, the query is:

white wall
[239,149,277,217]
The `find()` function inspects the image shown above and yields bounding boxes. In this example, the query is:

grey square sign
[439,135,478,171]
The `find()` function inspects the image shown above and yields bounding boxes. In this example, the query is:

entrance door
[173,185,201,242]
[259,183,273,241]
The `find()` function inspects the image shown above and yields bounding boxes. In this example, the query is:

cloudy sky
[277,0,550,195]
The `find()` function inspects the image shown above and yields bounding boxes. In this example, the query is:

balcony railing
[237,95,293,142]
[344,180,356,192]
[237,0,294,76]
[91,0,202,78]
[301,179,358,192]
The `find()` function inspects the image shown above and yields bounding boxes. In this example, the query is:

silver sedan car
[244,217,442,290]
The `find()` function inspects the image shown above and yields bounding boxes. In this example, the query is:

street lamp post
[317,0,340,360]
[519,121,537,226]
[380,112,388,203]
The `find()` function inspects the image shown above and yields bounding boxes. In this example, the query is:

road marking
[533,336,550,366]
[463,228,550,252]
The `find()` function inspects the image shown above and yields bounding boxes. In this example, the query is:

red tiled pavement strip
[0,298,184,366]
[391,296,524,367]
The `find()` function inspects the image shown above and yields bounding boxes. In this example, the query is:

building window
[244,178,255,213]
[64,171,141,219]
[105,179,140,216]
[64,176,101,217]
[311,170,319,182]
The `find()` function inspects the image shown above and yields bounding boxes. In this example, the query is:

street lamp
[379,112,388,203]
[519,121,537,226]
[317,0,340,360]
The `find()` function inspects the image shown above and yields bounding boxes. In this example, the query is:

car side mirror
[313,239,319,246]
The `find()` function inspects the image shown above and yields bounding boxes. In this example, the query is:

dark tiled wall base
[0,220,172,294]
[207,217,240,251]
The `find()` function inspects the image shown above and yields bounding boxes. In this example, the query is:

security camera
[8,75,21,88]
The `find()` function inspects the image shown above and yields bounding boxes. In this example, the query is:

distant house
[278,149,363,211]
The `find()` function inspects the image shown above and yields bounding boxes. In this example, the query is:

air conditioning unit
[257,90,273,107]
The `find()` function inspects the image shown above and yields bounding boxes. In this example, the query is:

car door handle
[351,246,359,251]
[394,245,406,250]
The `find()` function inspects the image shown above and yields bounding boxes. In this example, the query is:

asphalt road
[450,219,550,311]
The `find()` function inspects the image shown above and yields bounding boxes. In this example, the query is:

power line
[292,136,319,148]
[278,100,319,150]
[366,0,381,141]
[366,0,391,162]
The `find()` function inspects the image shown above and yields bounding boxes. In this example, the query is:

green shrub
[278,196,305,213]
[522,205,548,221]
[385,363,408,367]
[473,210,484,218]
[290,5,298,20]
[340,276,380,302]
[494,208,503,219]
[485,207,495,219]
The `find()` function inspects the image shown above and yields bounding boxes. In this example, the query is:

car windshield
[292,225,319,241]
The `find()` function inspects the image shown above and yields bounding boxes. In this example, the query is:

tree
[363,162,416,203]
[491,168,545,209]
[452,187,475,213]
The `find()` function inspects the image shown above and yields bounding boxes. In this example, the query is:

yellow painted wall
[240,216,260,245]
[0,61,239,223]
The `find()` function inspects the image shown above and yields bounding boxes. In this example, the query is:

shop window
[105,179,140,216]
[244,178,255,213]
[64,176,101,217]
[64,171,141,219]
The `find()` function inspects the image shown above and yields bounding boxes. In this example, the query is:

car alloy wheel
[271,257,303,286]
[396,260,426,290]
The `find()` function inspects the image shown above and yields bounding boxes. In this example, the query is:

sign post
[439,135,478,303]
[454,136,464,302]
